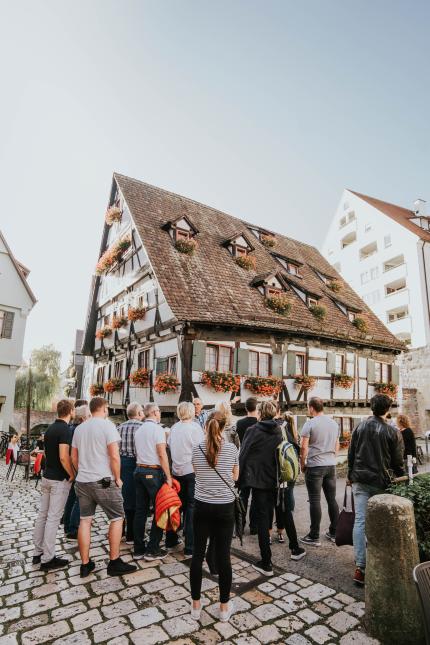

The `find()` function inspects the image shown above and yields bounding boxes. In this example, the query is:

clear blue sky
[1,0,429,366]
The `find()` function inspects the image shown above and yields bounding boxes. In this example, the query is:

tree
[14,345,61,411]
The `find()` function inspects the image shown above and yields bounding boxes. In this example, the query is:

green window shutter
[234,348,249,375]
[2,311,14,339]
[271,354,284,378]
[391,364,400,385]
[286,351,296,376]
[326,351,336,374]
[367,359,375,382]
[191,341,207,372]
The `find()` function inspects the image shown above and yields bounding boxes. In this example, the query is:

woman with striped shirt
[190,412,239,622]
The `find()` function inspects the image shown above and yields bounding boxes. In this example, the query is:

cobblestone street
[0,465,380,645]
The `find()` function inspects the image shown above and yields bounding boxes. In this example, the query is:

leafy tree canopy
[14,345,61,411]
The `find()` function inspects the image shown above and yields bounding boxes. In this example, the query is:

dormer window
[273,254,302,277]
[176,228,190,241]
[234,244,248,257]
[287,262,300,276]
[308,297,318,308]
[162,215,199,244]
[224,233,254,258]
[267,285,282,297]
[348,311,356,322]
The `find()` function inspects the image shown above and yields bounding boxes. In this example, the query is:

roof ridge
[348,189,415,216]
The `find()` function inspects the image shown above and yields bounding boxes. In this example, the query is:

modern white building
[321,190,430,348]
[0,231,36,433]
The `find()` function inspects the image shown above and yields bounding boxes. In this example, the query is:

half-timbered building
[82,174,404,437]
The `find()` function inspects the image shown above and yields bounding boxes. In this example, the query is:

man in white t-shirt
[133,403,173,561]
[71,397,137,578]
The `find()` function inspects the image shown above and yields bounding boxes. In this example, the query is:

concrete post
[365,494,425,645]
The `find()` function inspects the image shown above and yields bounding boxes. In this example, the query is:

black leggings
[190,500,235,603]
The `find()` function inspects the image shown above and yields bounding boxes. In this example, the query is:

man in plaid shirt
[118,402,144,543]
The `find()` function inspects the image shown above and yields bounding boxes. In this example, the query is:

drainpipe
[420,240,430,343]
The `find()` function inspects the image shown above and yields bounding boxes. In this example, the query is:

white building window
[384,235,392,248]
[341,232,356,249]
[335,353,345,373]
[385,278,406,296]
[205,345,218,371]
[384,255,404,272]
[359,241,378,260]
[387,306,409,323]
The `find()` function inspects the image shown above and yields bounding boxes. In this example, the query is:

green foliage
[309,304,326,321]
[388,473,430,562]
[14,345,61,411]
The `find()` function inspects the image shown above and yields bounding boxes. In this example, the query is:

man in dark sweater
[237,397,258,534]
[33,400,75,570]
[239,400,282,576]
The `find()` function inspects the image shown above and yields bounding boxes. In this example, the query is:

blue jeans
[121,456,137,511]
[352,482,383,569]
[174,473,195,553]
[305,465,339,539]
[63,484,80,534]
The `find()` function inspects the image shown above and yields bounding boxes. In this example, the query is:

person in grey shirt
[299,397,340,547]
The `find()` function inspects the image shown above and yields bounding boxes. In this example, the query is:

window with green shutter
[0,311,14,339]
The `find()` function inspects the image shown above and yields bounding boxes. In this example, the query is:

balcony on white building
[383,254,405,274]
[359,241,378,261]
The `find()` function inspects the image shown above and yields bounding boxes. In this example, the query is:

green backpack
[277,425,300,483]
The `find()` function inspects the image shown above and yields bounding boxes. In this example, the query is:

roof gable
[0,230,36,305]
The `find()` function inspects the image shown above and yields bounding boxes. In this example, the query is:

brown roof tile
[113,174,403,350]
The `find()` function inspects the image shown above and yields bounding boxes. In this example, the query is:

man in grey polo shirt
[71,396,137,578]
[299,397,340,547]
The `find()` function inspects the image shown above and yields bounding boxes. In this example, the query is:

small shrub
[234,255,256,270]
[261,235,276,248]
[266,293,291,316]
[175,239,197,255]
[309,304,326,321]
[388,474,430,562]
[352,317,368,333]
[327,280,341,292]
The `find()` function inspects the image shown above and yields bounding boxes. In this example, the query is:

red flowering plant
[201,371,241,393]
[266,293,292,316]
[374,382,398,397]
[95,325,112,340]
[333,373,354,389]
[244,376,283,397]
[130,368,150,388]
[261,235,276,248]
[105,206,122,225]
[95,236,132,275]
[128,306,146,321]
[103,378,124,393]
[89,384,105,396]
[175,238,197,255]
[294,375,317,390]
[154,373,180,394]
[112,316,128,329]
[234,255,256,271]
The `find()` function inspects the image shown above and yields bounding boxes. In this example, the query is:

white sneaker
[190,602,201,620]
[219,601,234,622]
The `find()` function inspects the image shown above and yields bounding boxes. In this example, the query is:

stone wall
[11,408,56,433]
[398,345,430,434]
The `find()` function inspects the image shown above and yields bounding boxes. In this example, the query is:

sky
[1,0,429,367]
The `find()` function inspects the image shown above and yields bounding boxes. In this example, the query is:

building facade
[0,231,36,433]
[321,189,430,348]
[82,175,403,434]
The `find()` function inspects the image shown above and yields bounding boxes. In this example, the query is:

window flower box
[105,206,122,225]
[95,235,132,275]
[244,376,283,396]
[333,373,354,389]
[154,373,180,394]
[352,317,368,333]
[266,293,291,316]
[327,280,341,292]
[130,368,150,388]
[103,378,124,393]
[112,316,128,329]
[374,382,398,397]
[294,375,317,390]
[261,235,276,248]
[234,255,256,271]
[309,304,326,321]
[89,384,105,396]
[128,306,146,321]
[201,371,240,393]
[95,325,112,340]
[175,239,197,255]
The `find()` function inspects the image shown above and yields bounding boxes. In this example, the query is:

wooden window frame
[138,349,150,370]
[249,350,272,377]
[295,352,306,375]
[287,262,301,277]
[96,366,105,384]
[114,360,124,379]
[175,227,191,241]
[375,361,391,382]
[347,311,356,322]
[168,355,178,375]
[205,343,233,372]
[335,353,345,373]
[265,286,282,298]
[308,297,318,307]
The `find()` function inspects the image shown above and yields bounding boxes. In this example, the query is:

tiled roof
[112,174,403,351]
[350,190,430,242]
[0,230,37,305]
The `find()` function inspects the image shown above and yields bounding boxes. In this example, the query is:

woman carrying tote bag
[190,412,239,623]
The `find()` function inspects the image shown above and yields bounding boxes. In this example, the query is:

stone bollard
[365,493,425,645]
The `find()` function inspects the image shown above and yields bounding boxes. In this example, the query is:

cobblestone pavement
[0,465,380,645]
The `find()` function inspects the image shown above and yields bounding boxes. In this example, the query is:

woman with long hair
[215,401,240,448]
[190,412,239,622]
[396,413,418,472]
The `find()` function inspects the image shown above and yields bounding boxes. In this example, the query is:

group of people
[30,390,416,621]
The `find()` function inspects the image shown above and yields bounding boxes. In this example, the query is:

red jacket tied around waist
[155,479,182,531]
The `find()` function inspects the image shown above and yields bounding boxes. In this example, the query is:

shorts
[75,481,124,521]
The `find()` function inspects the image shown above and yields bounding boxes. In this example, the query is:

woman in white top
[168,402,204,555]
[190,411,239,623]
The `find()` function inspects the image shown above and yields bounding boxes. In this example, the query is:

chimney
[413,198,426,216]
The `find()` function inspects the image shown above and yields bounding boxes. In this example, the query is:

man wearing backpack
[300,397,340,547]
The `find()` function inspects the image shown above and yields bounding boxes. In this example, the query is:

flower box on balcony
[333,373,354,389]
[128,307,146,322]
[261,235,276,248]
[103,378,124,393]
[266,293,291,316]
[309,305,326,321]
[95,235,132,275]
[234,255,256,271]
[244,376,283,396]
[201,371,240,393]
[112,316,128,329]
[175,239,197,255]
[89,384,105,396]
[130,368,150,388]
[294,375,317,390]
[374,382,398,397]
[105,206,122,225]
[352,317,368,333]
[154,373,180,393]
[327,280,341,292]
[95,326,112,340]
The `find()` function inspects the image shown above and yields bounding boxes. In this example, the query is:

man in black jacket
[348,394,404,586]
[239,400,282,576]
